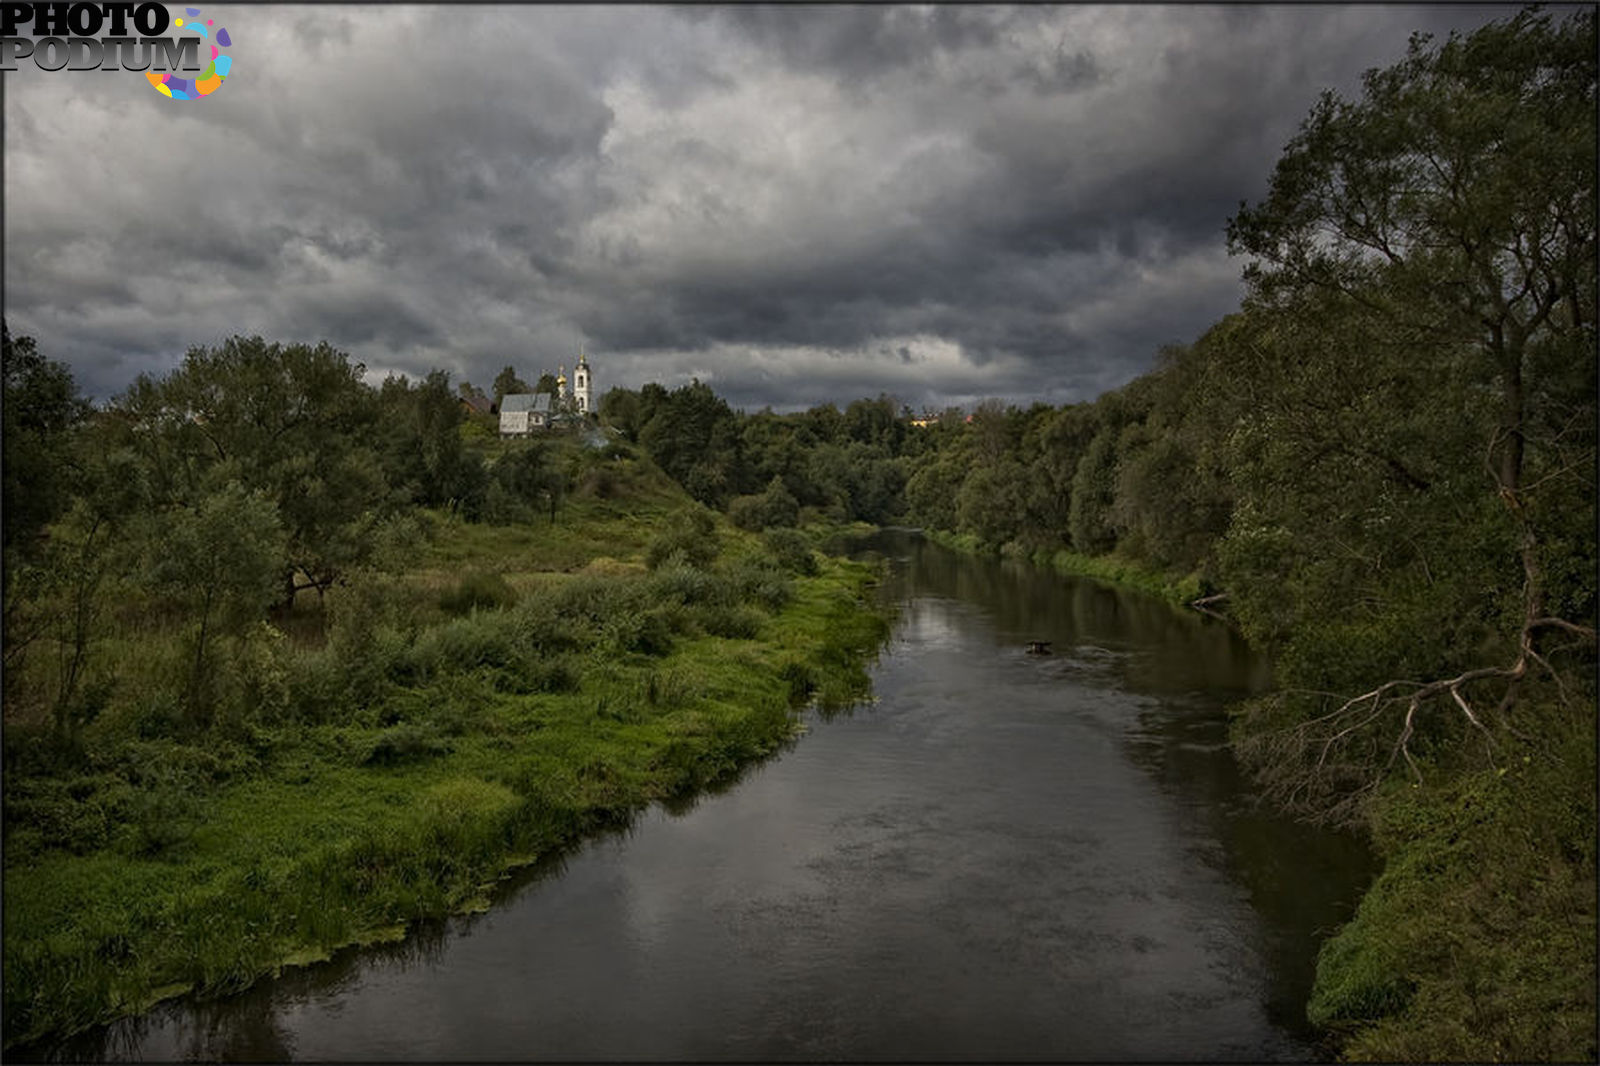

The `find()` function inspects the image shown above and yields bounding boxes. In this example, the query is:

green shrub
[645,508,720,569]
[762,528,818,575]
[500,654,582,694]
[602,608,676,656]
[439,570,517,614]
[690,604,764,639]
[285,646,347,723]
[648,564,736,608]
[726,558,792,611]
[508,596,585,655]
[219,622,293,726]
[548,573,647,627]
[728,476,801,531]
[412,612,516,675]
[361,724,451,767]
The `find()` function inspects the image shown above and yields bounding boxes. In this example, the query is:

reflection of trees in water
[872,529,1373,1045]
[868,532,1267,696]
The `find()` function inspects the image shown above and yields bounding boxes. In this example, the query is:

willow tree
[1224,7,1597,817]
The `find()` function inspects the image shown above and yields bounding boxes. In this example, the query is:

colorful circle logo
[146,7,232,100]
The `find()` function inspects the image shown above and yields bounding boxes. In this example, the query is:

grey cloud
[702,5,1016,86]
[3,4,1528,410]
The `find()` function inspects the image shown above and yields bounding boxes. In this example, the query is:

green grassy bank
[919,527,1208,607]
[1302,697,1596,1061]
[2,469,893,1051]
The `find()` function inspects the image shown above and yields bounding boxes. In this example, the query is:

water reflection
[860,530,1272,698]
[861,530,1373,1048]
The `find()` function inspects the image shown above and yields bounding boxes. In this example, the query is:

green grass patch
[1307,703,1596,1061]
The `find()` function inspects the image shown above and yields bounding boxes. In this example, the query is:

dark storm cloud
[701,5,1014,85]
[4,4,1530,410]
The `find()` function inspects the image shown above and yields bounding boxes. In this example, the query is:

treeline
[598,381,924,525]
[610,11,1596,1059]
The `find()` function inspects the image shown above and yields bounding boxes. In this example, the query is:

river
[46,530,1373,1061]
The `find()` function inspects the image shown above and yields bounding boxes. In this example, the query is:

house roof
[500,393,551,413]
[461,394,493,415]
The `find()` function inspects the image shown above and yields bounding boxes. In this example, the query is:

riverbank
[918,528,1208,607]
[3,497,893,1052]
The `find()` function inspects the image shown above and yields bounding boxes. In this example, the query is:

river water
[45,531,1372,1061]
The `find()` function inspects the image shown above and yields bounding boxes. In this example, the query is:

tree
[1228,6,1594,549]
[492,366,532,406]
[492,440,566,524]
[375,370,483,510]
[2,326,89,558]
[1224,8,1597,819]
[107,337,388,601]
[728,475,800,531]
[142,481,286,724]
[599,386,643,441]
[1067,426,1118,555]
[638,380,745,507]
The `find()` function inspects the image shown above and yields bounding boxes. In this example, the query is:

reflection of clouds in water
[895,596,967,648]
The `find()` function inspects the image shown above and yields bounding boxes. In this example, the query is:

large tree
[1224,7,1597,817]
[107,337,388,600]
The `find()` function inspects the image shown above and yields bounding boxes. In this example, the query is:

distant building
[499,393,551,436]
[547,347,596,417]
[460,393,493,418]
[573,345,592,414]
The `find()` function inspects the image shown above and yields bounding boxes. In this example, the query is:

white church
[499,347,594,437]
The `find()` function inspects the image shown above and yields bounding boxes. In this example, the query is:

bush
[499,654,582,694]
[285,647,347,723]
[507,596,584,655]
[361,723,451,767]
[413,612,517,675]
[762,528,818,575]
[727,476,801,531]
[220,622,293,726]
[602,608,676,656]
[689,603,764,639]
[648,563,736,608]
[439,570,517,614]
[725,558,792,611]
[549,573,648,626]
[645,507,720,569]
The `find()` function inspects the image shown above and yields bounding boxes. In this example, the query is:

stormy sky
[4,4,1526,412]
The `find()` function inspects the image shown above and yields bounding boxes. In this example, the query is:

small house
[499,393,551,437]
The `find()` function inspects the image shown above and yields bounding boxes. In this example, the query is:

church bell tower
[573,343,592,415]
